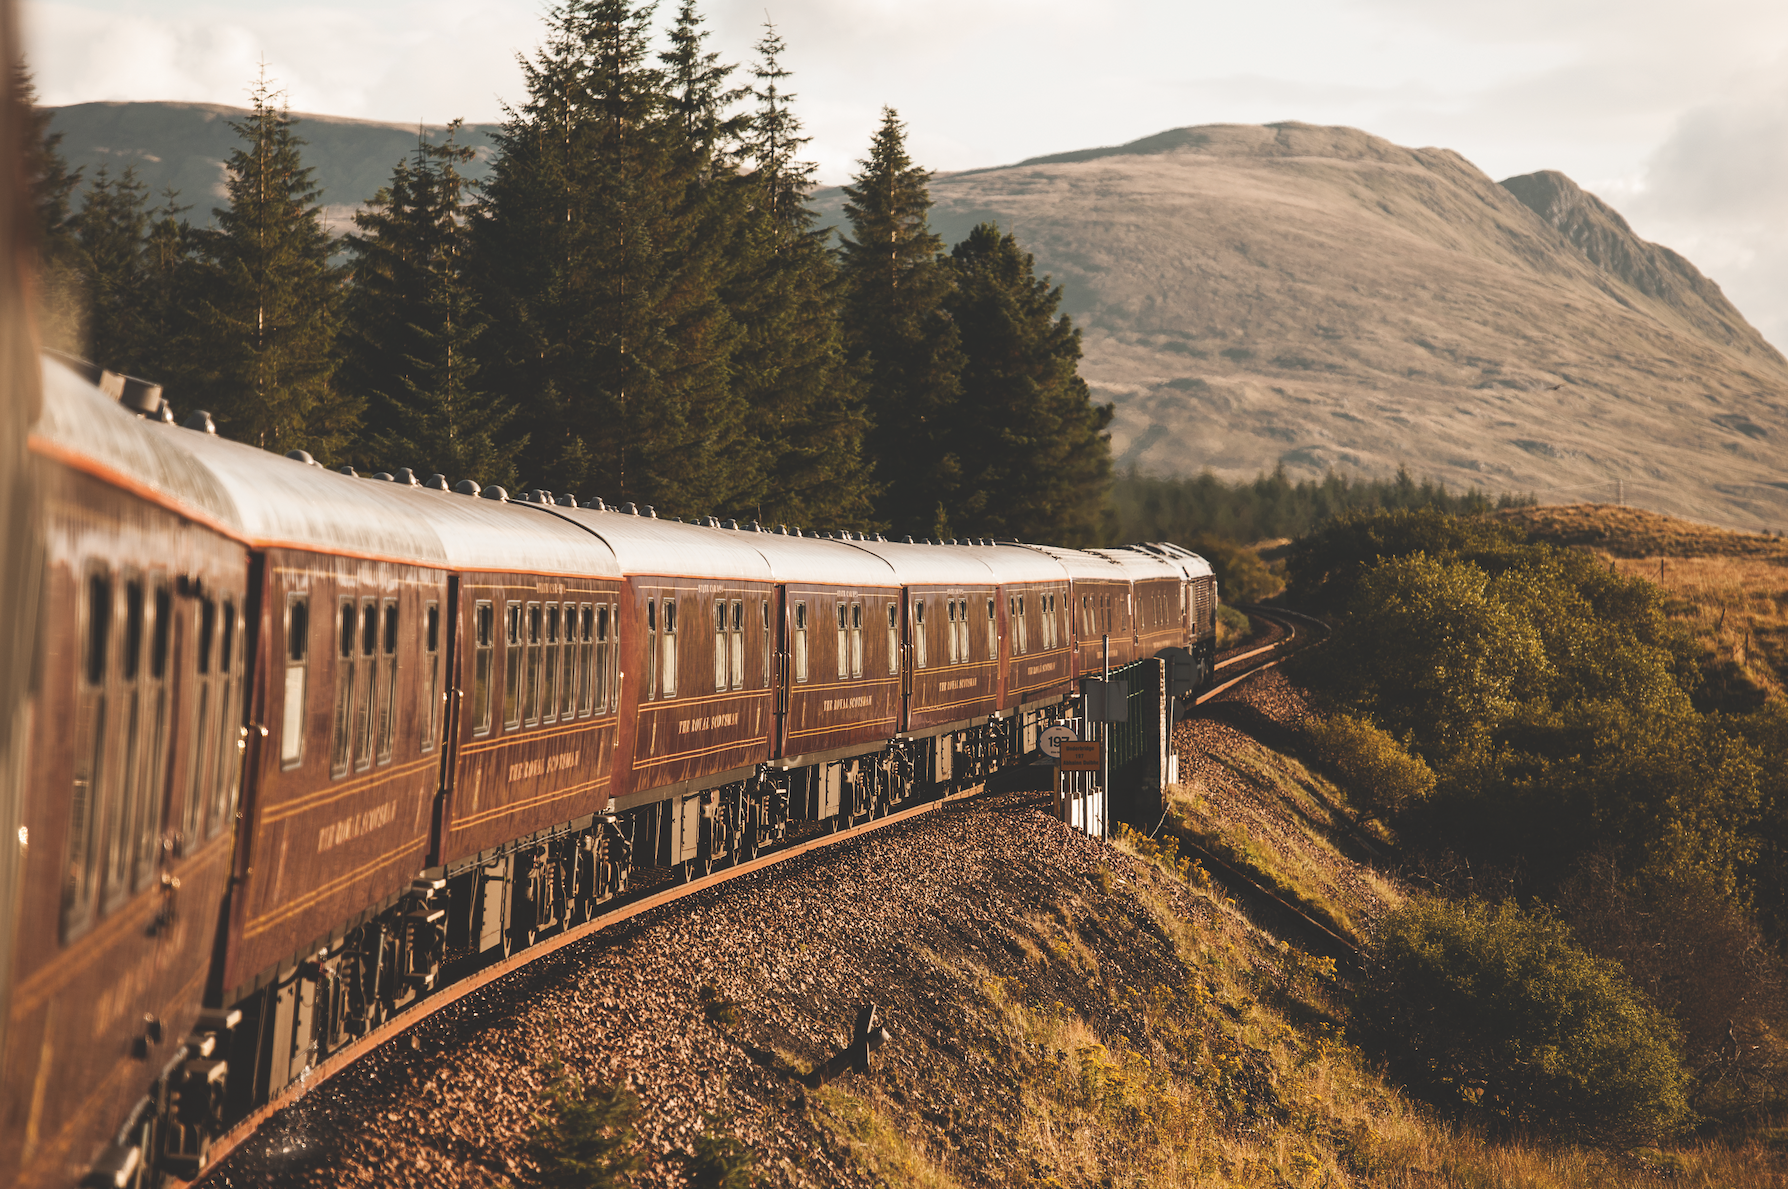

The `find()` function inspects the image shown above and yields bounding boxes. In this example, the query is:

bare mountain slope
[818,122,1788,528]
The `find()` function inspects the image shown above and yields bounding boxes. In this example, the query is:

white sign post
[1038,724,1077,760]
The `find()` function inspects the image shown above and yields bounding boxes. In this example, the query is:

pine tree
[477,0,750,515]
[72,166,151,371]
[343,122,523,488]
[15,64,84,354]
[946,222,1114,545]
[838,107,963,538]
[134,189,202,389]
[531,1066,641,1188]
[726,21,872,530]
[189,72,355,460]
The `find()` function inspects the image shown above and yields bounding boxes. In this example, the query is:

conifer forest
[20,0,1124,545]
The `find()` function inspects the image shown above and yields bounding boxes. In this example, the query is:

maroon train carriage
[2,353,1224,1189]
[5,362,252,1189]
[1129,542,1220,690]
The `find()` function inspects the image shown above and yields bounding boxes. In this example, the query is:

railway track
[190,606,1323,1185]
[186,782,984,1184]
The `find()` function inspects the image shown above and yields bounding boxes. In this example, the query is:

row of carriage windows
[474,599,618,737]
[64,568,240,942]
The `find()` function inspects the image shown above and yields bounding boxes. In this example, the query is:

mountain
[43,105,1788,528]
[44,101,501,230]
[815,123,1788,529]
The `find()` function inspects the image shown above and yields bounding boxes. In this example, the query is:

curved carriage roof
[1127,542,1216,582]
[36,358,240,532]
[1085,546,1190,584]
[525,505,775,583]
[1009,542,1132,583]
[956,543,1072,585]
[834,538,998,587]
[171,431,612,576]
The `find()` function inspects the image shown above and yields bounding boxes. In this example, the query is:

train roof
[170,433,613,576]
[1084,546,1192,583]
[1007,542,1132,582]
[530,506,902,588]
[834,538,999,587]
[35,358,241,531]
[1126,542,1216,582]
[952,543,1072,584]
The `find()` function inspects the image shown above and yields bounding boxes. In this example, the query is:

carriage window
[473,601,494,736]
[354,601,377,771]
[660,599,678,698]
[281,595,308,767]
[715,600,729,692]
[794,601,809,683]
[986,597,998,658]
[1007,596,1020,656]
[376,601,398,764]
[836,602,849,678]
[731,600,745,690]
[850,602,863,679]
[331,599,356,777]
[585,605,603,715]
[422,603,440,752]
[63,569,112,940]
[524,603,543,726]
[543,603,561,725]
[913,600,927,669]
[208,601,242,839]
[946,599,959,665]
[958,599,970,663]
[560,603,580,720]
[762,600,772,686]
[139,582,173,883]
[100,577,144,914]
[645,599,658,700]
[1017,595,1028,656]
[887,603,900,674]
[504,601,522,729]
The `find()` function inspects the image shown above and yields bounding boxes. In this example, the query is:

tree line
[19,1,1114,545]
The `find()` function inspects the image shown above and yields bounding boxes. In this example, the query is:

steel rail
[185,782,981,1184]
[1196,606,1321,704]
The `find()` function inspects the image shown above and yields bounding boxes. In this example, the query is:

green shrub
[531,1066,642,1188]
[684,1113,757,1188]
[1304,712,1435,823]
[1216,603,1252,647]
[1366,897,1691,1144]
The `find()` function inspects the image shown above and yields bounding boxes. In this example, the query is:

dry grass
[1496,502,1788,559]
[1503,500,1788,703]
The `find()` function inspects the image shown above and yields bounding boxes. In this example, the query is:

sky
[21,0,1788,348]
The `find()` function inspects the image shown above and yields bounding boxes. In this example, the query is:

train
[1,354,1218,1189]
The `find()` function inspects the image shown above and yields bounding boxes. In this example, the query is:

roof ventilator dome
[642,505,657,519]
[425,474,450,491]
[454,479,480,495]
[372,472,395,482]
[620,502,638,515]
[103,371,164,419]
[394,468,422,486]
[183,410,216,434]
[285,449,316,465]
[722,518,738,530]
[746,520,762,532]
[339,466,358,477]
[480,485,509,502]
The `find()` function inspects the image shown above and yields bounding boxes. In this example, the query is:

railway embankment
[205,662,1787,1188]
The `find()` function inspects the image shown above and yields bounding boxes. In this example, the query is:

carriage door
[771,586,790,760]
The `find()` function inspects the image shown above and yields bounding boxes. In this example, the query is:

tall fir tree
[477,0,752,516]
[71,166,151,371]
[838,107,963,539]
[15,64,84,354]
[133,189,202,387]
[343,122,523,488]
[945,223,1114,545]
[189,72,355,460]
[724,20,873,529]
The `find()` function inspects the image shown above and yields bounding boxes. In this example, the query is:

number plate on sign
[1057,741,1101,771]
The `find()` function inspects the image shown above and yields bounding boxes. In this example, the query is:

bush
[1304,713,1435,823]
[531,1066,642,1188]
[1215,603,1251,647]
[1186,533,1283,604]
[1366,896,1691,1143]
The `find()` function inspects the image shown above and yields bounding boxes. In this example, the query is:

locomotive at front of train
[4,361,249,1189]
